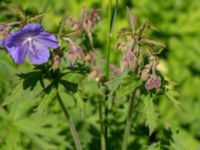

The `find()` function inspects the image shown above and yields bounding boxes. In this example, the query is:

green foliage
[1,0,200,149]
[141,95,158,136]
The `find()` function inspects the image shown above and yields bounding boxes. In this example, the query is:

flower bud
[120,49,136,72]
[141,68,150,81]
[0,23,9,45]
[52,55,61,70]
[66,40,84,67]
[145,75,161,90]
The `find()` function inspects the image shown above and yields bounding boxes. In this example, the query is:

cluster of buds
[116,8,164,91]
[66,7,100,32]
[141,60,161,90]
[63,37,84,67]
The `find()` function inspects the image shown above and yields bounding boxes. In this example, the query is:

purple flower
[4,23,58,64]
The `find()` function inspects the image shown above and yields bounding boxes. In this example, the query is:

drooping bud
[0,23,9,46]
[65,39,84,67]
[145,75,161,90]
[140,63,151,81]
[52,55,61,70]
[120,49,136,72]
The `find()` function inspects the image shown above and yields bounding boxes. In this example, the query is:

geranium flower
[4,23,58,64]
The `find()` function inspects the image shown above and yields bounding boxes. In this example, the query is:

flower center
[27,37,32,42]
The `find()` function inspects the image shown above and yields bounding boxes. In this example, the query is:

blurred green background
[0,0,200,149]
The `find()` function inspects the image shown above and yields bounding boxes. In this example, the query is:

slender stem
[39,0,52,24]
[57,91,82,150]
[121,93,135,150]
[106,0,112,79]
[99,98,106,150]
[103,1,113,149]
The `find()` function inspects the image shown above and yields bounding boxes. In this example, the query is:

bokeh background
[0,0,200,149]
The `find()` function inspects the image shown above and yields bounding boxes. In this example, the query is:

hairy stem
[57,91,82,150]
[121,93,135,150]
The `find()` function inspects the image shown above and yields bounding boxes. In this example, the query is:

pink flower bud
[66,40,84,67]
[145,75,161,90]
[141,68,150,81]
[120,49,136,71]
[52,55,61,70]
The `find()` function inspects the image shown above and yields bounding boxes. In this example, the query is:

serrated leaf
[36,88,57,113]
[165,81,180,111]
[73,92,85,117]
[117,79,142,98]
[59,79,78,93]
[105,72,128,108]
[142,95,158,135]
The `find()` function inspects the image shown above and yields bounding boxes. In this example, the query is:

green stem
[121,93,135,150]
[106,0,112,79]
[39,0,52,24]
[57,91,82,150]
[99,99,106,150]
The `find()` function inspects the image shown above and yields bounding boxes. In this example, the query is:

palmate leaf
[165,80,180,111]
[15,114,68,150]
[105,71,128,108]
[36,88,57,113]
[117,77,142,98]
[0,91,68,149]
[141,95,158,136]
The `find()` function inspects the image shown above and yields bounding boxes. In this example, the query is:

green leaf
[73,92,85,117]
[59,79,78,93]
[117,77,142,98]
[17,71,42,90]
[165,81,180,111]
[145,142,160,150]
[106,71,128,108]
[142,95,158,135]
[36,88,57,113]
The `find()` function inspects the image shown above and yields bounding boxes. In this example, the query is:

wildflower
[120,49,136,72]
[4,23,58,64]
[65,39,84,67]
[145,75,161,90]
